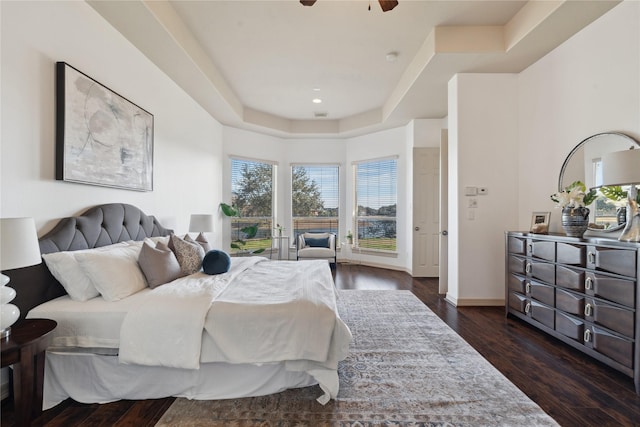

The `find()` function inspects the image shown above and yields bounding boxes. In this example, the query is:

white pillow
[42,242,129,301]
[75,245,148,302]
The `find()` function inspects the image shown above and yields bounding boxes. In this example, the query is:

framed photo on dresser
[530,211,550,234]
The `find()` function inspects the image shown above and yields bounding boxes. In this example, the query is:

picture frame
[55,62,154,191]
[530,211,551,234]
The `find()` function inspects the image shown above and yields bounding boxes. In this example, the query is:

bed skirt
[43,351,317,410]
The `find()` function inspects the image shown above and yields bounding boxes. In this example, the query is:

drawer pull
[588,251,595,264]
[584,303,592,317]
[524,302,531,314]
[525,263,532,274]
[527,244,533,253]
[585,277,593,290]
[525,282,531,293]
[584,329,592,343]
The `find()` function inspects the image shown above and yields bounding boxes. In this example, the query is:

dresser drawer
[508,255,527,275]
[508,291,527,314]
[528,240,555,261]
[530,300,555,329]
[586,272,635,308]
[556,265,585,292]
[508,274,527,294]
[528,280,555,306]
[556,311,584,341]
[556,288,584,317]
[586,325,634,369]
[584,298,634,339]
[528,261,555,284]
[557,242,586,266]
[587,246,637,277]
[508,236,527,256]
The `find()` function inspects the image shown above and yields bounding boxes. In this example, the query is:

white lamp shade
[189,214,215,233]
[0,217,41,270]
[601,148,640,187]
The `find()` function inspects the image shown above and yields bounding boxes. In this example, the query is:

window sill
[353,247,398,258]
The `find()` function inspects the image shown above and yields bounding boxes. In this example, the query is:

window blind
[355,158,397,251]
[291,165,339,236]
[230,158,274,252]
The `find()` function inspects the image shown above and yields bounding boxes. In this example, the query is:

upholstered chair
[296,232,336,267]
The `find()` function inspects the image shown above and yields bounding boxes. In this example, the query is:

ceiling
[88,0,620,138]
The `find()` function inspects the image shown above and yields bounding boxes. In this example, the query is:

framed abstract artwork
[55,62,154,191]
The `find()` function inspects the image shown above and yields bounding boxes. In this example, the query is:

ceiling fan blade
[379,0,398,12]
[300,0,317,6]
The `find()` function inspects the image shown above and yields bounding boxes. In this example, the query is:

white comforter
[118,257,351,403]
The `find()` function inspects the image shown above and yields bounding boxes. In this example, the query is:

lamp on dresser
[601,147,640,242]
[0,217,42,338]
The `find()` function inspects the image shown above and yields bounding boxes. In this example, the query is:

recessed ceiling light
[314,112,328,118]
[313,87,321,92]
[312,98,322,104]
[386,52,398,62]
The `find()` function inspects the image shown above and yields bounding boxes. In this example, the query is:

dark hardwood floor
[3,264,639,426]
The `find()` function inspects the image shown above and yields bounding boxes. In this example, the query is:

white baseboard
[445,294,504,307]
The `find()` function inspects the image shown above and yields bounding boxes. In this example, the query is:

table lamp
[601,148,640,242]
[189,214,215,233]
[0,217,42,338]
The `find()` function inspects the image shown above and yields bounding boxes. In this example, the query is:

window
[355,157,397,251]
[291,164,339,237]
[230,158,274,253]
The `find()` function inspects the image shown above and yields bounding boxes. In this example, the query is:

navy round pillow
[202,250,231,275]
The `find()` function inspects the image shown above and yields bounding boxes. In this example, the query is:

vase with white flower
[550,181,597,238]
[274,223,285,237]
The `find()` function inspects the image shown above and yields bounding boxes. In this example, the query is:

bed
[6,203,351,410]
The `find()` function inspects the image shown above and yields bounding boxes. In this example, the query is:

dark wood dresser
[505,231,640,393]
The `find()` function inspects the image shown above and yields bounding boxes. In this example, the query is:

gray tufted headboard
[4,203,173,321]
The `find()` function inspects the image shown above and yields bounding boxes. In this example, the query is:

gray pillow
[171,234,205,275]
[138,241,184,288]
[185,233,212,253]
[196,232,213,252]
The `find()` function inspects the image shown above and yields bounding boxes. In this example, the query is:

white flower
[567,186,586,207]
[551,181,595,208]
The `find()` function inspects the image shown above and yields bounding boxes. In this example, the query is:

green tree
[234,163,273,217]
[292,166,325,216]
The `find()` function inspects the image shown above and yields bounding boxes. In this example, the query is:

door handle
[442,230,448,236]
[415,226,420,231]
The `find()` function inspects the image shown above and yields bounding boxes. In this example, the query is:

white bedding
[29,256,351,405]
[28,288,152,349]
[119,256,265,369]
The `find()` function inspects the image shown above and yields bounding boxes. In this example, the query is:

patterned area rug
[155,290,558,426]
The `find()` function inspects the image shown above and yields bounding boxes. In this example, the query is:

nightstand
[1,318,56,427]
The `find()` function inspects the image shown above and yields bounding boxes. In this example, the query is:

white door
[412,147,440,277]
[439,130,449,294]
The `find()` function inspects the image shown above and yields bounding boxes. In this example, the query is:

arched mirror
[558,132,640,232]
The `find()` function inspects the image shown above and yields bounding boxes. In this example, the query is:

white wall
[0,1,224,243]
[447,74,519,305]
[517,0,640,234]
